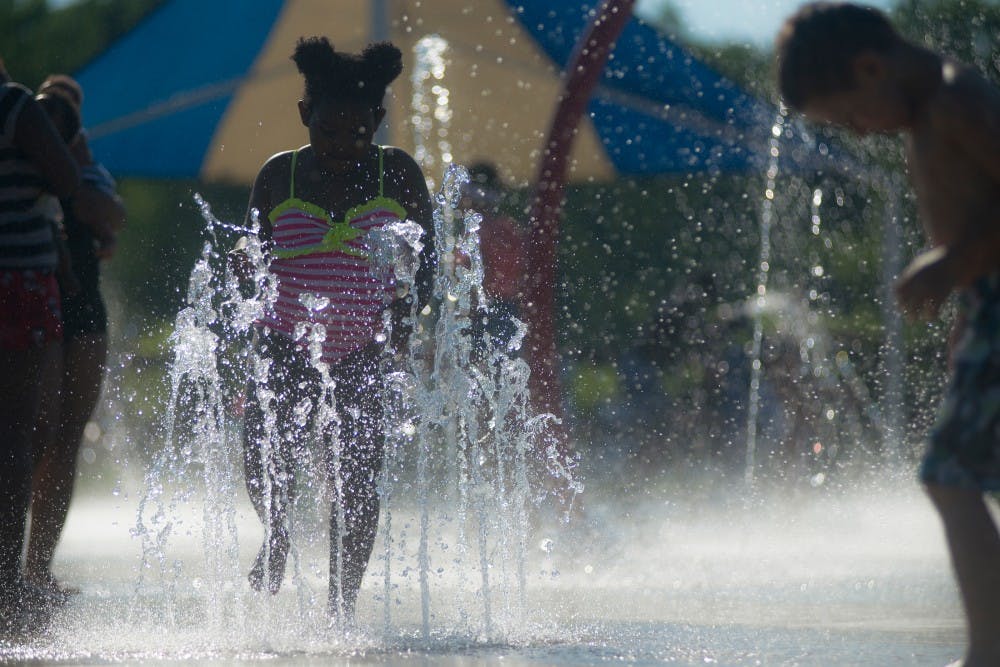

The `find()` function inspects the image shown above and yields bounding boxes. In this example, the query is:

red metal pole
[524,0,635,423]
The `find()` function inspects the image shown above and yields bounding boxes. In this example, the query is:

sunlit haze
[637,0,897,44]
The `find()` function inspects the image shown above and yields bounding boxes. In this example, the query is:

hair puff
[292,36,402,108]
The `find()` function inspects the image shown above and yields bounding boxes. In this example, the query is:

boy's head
[776,2,909,133]
[36,90,81,144]
[39,74,84,109]
[292,37,403,161]
[0,57,9,84]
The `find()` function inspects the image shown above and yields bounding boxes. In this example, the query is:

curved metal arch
[524,0,636,424]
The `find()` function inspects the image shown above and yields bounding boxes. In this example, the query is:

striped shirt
[258,147,407,364]
[0,83,57,270]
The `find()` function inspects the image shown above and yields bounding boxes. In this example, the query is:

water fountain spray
[744,109,786,488]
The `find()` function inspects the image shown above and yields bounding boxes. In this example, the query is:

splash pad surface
[2,155,967,667]
[3,33,972,664]
[3,480,964,666]
[3,164,967,667]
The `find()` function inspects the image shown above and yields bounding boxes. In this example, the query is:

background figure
[235,37,435,619]
[27,75,126,599]
[0,59,80,634]
[460,161,527,361]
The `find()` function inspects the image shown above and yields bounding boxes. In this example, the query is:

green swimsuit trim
[268,146,407,260]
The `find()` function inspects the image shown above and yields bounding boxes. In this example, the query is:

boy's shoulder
[927,60,1000,127]
[917,59,1000,188]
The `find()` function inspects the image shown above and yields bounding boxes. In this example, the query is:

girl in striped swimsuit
[237,38,434,620]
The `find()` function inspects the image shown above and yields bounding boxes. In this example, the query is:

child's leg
[244,381,302,594]
[327,352,384,617]
[25,340,65,579]
[0,346,56,592]
[27,332,106,589]
[327,448,381,618]
[242,334,316,594]
[242,377,279,521]
[926,482,1000,664]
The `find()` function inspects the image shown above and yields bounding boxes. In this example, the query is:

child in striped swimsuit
[0,59,80,635]
[237,37,435,619]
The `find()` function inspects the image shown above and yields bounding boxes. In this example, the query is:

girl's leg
[0,343,59,606]
[243,377,298,594]
[26,332,106,589]
[327,354,384,617]
[926,483,1000,665]
[242,377,272,521]
[243,333,314,594]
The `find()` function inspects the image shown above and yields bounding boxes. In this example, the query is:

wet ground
[0,479,965,666]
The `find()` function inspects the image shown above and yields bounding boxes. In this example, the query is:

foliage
[0,0,162,88]
[641,0,687,41]
[892,0,1000,85]
[641,2,775,99]
[106,179,247,324]
[2,0,992,470]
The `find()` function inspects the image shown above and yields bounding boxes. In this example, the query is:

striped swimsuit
[0,83,57,270]
[0,82,63,349]
[258,147,407,365]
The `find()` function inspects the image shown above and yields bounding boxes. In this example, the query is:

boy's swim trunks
[0,269,62,350]
[922,273,1000,491]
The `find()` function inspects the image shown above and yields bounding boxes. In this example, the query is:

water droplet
[83,421,102,443]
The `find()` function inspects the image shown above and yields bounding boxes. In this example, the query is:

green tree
[0,0,161,87]
[638,1,777,101]
[642,0,687,40]
[892,0,1000,84]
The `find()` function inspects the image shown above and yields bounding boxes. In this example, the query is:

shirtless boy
[777,4,1000,665]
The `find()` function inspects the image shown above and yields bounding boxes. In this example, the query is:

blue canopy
[71,0,839,182]
[507,0,776,174]
[75,0,285,178]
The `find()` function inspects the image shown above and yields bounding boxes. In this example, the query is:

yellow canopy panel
[201,0,616,186]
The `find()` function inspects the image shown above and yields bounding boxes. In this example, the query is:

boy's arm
[70,184,126,234]
[70,131,95,167]
[939,227,1000,290]
[899,75,1000,318]
[945,79,1000,285]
